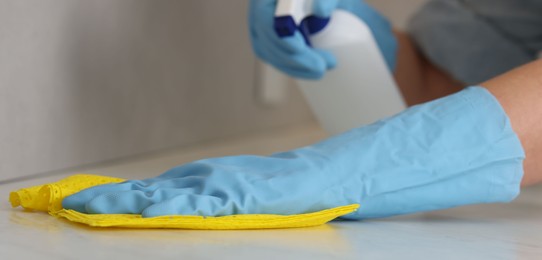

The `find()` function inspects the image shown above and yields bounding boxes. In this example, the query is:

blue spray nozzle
[274,15,330,46]
[274,16,298,37]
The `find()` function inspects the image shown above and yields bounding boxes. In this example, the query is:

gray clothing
[409,0,542,85]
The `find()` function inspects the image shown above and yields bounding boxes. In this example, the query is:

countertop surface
[2,123,542,260]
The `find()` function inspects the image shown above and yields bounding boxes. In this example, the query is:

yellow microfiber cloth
[10,174,359,230]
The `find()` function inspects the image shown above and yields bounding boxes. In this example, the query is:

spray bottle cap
[274,0,330,46]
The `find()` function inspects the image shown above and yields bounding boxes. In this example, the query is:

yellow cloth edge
[56,204,359,230]
[10,174,360,230]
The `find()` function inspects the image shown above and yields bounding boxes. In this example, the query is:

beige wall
[0,0,314,181]
[367,0,429,29]
[0,0,427,182]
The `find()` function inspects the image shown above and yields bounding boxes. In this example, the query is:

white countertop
[2,123,542,260]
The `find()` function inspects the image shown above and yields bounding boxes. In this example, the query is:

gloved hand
[63,87,524,219]
[249,0,398,80]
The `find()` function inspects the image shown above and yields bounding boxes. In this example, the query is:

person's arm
[393,30,542,186]
[394,36,542,186]
[393,31,464,106]
[62,61,542,218]
[483,59,542,186]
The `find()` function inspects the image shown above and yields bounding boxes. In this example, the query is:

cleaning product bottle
[274,0,406,135]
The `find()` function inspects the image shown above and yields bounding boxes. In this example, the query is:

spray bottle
[274,0,406,135]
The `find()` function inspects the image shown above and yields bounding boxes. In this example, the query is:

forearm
[390,31,542,186]
[392,31,464,106]
[482,60,542,186]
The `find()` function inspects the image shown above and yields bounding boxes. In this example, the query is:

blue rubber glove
[63,87,524,219]
[249,0,398,80]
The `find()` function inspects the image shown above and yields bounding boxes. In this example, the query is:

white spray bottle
[274,0,406,135]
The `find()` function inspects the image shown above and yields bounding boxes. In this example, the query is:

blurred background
[0,0,428,182]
